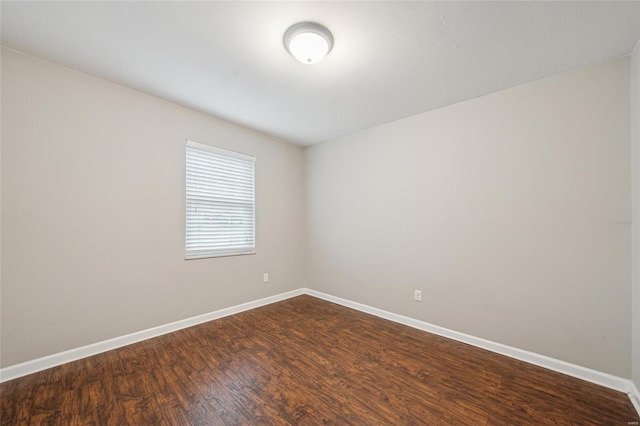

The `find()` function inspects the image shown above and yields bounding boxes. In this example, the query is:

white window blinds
[185,140,255,259]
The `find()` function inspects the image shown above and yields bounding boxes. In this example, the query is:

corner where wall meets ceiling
[1,1,639,145]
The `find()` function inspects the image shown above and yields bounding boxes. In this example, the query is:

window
[185,140,255,259]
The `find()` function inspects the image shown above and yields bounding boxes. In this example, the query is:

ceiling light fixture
[284,22,333,65]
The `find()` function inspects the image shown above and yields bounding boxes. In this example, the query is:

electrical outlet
[414,290,422,302]
[263,273,269,283]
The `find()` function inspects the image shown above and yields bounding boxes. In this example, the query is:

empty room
[1,1,640,424]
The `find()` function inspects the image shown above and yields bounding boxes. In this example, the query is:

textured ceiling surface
[2,1,639,145]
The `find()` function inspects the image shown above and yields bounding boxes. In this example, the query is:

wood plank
[1,295,637,425]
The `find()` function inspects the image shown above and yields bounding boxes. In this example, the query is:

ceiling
[2,1,639,146]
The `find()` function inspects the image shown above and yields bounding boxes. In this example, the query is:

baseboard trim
[303,289,636,399]
[1,286,638,417]
[0,288,305,383]
[630,382,640,416]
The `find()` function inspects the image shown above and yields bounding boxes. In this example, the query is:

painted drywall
[306,57,632,378]
[632,40,640,389]
[0,48,306,367]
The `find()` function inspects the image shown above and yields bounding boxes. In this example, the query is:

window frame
[185,139,256,260]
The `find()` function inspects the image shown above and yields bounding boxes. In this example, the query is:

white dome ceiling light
[284,22,333,65]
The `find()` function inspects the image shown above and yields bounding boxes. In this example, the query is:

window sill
[185,251,256,260]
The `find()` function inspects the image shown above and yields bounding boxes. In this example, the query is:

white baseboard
[304,289,637,401]
[630,381,640,416]
[1,286,638,418]
[0,288,305,383]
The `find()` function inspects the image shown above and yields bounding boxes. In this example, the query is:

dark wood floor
[1,295,638,425]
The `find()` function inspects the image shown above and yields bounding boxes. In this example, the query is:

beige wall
[1,46,635,381]
[0,48,306,367]
[632,41,640,388]
[306,57,632,377]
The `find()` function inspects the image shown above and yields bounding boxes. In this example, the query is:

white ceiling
[2,1,639,146]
